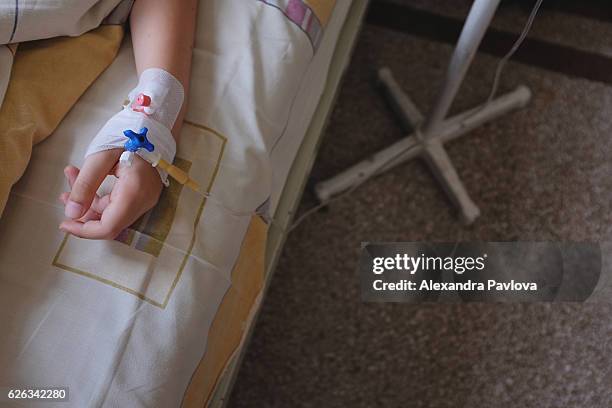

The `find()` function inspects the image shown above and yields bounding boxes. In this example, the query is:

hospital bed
[0,1,368,406]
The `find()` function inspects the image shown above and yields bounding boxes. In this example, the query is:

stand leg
[421,140,480,224]
[314,86,530,203]
[378,67,423,131]
[313,0,530,224]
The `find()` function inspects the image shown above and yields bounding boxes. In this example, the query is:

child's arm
[59,0,198,239]
[130,0,197,141]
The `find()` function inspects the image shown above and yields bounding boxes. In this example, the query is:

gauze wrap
[85,68,184,185]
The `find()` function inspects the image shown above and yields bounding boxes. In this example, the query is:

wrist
[85,67,184,186]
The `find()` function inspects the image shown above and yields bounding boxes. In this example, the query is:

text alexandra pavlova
[372,279,538,291]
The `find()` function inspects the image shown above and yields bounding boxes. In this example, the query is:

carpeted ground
[229,1,612,407]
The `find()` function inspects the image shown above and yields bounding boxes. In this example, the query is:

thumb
[65,150,120,219]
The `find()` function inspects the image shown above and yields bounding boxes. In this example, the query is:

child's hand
[59,149,163,240]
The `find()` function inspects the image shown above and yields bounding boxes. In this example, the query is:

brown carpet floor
[229,1,612,407]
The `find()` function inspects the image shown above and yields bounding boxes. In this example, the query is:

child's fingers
[58,192,110,222]
[59,219,118,240]
[63,165,79,186]
[59,190,111,215]
[62,166,111,214]
[65,150,121,220]
[91,194,111,214]
[60,192,127,239]
[60,182,143,240]
[59,191,98,222]
[60,156,161,240]
[59,201,136,240]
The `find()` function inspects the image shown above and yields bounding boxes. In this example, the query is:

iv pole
[314,0,531,224]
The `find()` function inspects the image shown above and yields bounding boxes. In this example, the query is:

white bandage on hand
[85,68,184,186]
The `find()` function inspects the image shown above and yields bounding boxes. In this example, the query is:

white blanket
[0,0,126,44]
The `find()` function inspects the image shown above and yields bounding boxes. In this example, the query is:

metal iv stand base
[314,0,531,225]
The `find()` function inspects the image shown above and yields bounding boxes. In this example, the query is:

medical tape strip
[85,68,184,186]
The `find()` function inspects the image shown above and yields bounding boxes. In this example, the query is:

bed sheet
[0,1,348,407]
[269,0,352,211]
